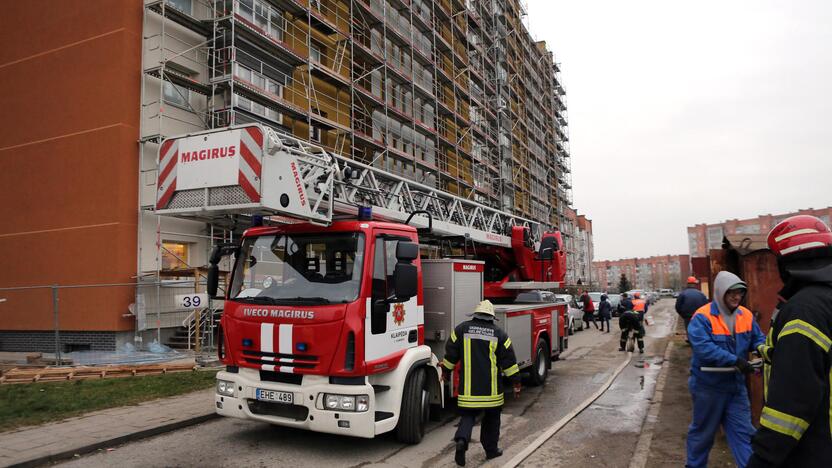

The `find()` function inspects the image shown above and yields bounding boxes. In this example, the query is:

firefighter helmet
[767,215,832,258]
[687,276,698,284]
[633,292,641,299]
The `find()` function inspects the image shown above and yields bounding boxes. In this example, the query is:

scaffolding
[138,0,573,331]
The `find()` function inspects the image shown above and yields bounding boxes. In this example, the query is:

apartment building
[0,0,574,351]
[561,208,593,286]
[687,207,832,258]
[592,255,691,292]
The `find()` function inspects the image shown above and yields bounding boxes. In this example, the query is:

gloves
[735,357,753,375]
[513,383,521,399]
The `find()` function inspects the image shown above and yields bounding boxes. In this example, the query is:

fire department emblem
[392,303,406,326]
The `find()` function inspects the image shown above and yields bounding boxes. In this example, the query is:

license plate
[256,389,294,404]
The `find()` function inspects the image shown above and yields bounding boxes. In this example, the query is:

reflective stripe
[760,407,809,440]
[763,329,774,401]
[464,333,498,342]
[489,340,498,396]
[458,397,505,408]
[781,241,827,255]
[504,338,512,349]
[442,358,455,370]
[503,363,519,377]
[775,228,819,242]
[778,319,832,352]
[463,338,471,397]
[450,330,457,343]
[458,394,505,401]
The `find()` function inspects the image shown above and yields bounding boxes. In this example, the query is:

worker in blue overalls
[686,271,766,468]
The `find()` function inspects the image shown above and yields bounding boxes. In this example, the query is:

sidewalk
[0,389,216,467]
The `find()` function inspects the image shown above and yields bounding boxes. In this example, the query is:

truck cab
[214,220,441,443]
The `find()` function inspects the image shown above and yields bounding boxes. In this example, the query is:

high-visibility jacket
[633,299,646,312]
[442,317,520,408]
[687,302,765,392]
[748,284,832,468]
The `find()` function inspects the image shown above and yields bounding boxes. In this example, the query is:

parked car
[554,294,584,334]
[659,288,674,297]
[647,291,660,304]
[588,292,603,312]
[606,293,623,316]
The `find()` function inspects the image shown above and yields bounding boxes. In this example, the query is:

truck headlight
[322,393,369,412]
[217,379,236,397]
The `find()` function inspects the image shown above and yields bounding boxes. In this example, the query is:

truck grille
[242,350,318,370]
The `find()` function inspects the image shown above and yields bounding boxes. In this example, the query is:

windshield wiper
[235,296,280,304]
[273,296,333,304]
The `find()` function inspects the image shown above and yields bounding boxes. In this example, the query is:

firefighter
[747,215,832,467]
[686,271,766,468]
[621,292,647,353]
[442,300,521,467]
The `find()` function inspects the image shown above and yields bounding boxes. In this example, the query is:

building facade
[561,208,593,286]
[0,0,575,351]
[592,255,691,292]
[687,207,832,258]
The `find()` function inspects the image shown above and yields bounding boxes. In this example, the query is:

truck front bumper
[214,368,378,438]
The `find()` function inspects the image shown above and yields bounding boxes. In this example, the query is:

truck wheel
[527,340,550,386]
[396,367,429,444]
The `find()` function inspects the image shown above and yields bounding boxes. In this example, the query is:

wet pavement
[58,301,678,468]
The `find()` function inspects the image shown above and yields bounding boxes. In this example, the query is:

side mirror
[396,241,419,261]
[392,263,418,300]
[207,264,220,297]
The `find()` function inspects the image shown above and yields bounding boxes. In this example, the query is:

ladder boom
[155,124,542,248]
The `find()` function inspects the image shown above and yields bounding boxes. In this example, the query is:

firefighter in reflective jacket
[442,300,520,467]
[747,216,832,467]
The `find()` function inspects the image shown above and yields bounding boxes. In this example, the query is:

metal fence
[0,279,223,366]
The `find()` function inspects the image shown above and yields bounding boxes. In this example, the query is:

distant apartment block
[562,208,593,285]
[687,207,832,258]
[592,255,691,292]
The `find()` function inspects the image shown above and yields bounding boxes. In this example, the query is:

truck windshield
[229,232,365,305]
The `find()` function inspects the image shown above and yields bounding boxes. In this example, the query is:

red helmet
[686,276,698,284]
[767,215,832,258]
[633,292,641,299]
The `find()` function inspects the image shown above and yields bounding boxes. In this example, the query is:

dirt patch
[646,332,735,467]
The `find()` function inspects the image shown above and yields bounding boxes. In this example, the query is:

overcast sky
[525,0,832,261]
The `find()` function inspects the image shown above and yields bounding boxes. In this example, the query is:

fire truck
[155,124,568,443]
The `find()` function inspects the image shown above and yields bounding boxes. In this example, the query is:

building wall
[687,207,832,257]
[0,0,142,333]
[593,255,691,292]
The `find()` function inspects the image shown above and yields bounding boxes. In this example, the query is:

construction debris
[0,362,197,385]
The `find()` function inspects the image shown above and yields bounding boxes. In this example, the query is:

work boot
[455,439,467,466]
[639,349,644,354]
[618,347,625,352]
[485,448,503,460]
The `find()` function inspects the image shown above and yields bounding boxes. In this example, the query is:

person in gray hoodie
[686,271,766,468]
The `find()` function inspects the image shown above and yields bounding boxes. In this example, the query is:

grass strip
[0,369,217,431]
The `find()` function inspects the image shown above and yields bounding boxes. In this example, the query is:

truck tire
[567,319,574,336]
[527,340,550,386]
[396,367,429,444]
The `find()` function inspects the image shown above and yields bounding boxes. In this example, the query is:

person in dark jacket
[747,215,832,467]
[686,271,766,468]
[598,294,612,333]
[675,276,708,340]
[579,290,599,330]
[442,300,520,466]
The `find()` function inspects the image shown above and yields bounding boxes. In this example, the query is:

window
[167,0,192,15]
[310,124,322,143]
[371,236,404,334]
[162,81,190,108]
[162,242,189,270]
[310,41,323,64]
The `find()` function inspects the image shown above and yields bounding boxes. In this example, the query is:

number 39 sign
[176,293,209,309]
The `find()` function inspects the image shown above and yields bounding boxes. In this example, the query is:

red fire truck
[156,124,568,443]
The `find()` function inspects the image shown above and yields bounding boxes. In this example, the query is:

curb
[9,413,219,468]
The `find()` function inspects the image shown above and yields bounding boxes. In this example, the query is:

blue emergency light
[242,338,253,347]
[358,206,372,221]
[296,342,309,352]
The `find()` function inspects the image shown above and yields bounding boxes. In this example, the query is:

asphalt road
[59,301,677,468]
